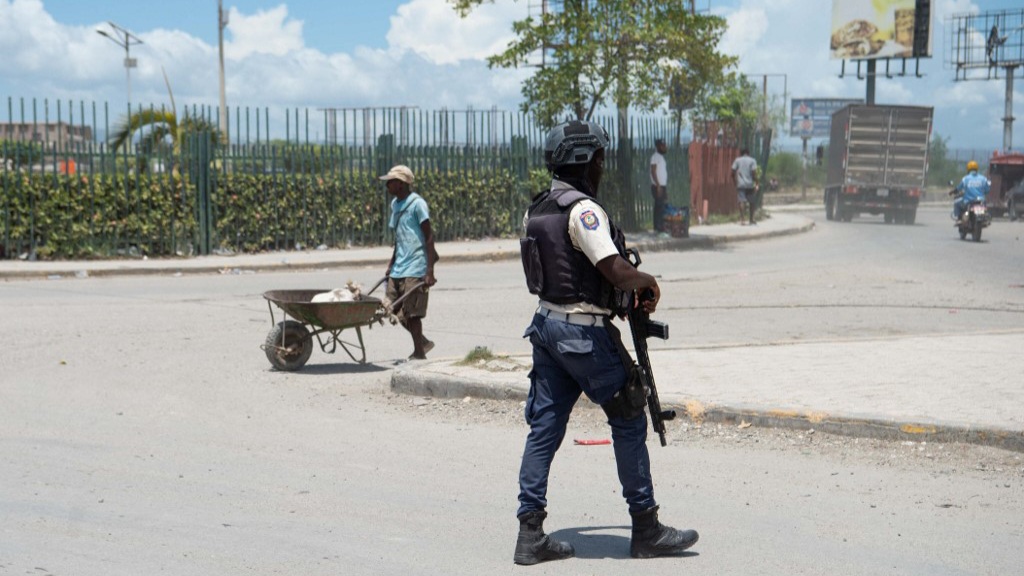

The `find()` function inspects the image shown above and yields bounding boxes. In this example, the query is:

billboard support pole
[801,136,809,200]
[866,60,876,105]
[1004,66,1017,152]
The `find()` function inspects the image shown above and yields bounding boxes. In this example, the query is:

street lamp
[97,21,143,106]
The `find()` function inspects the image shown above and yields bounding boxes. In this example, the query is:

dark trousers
[517,313,655,516]
[651,185,666,232]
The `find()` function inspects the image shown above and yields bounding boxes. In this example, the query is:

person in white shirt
[649,139,668,234]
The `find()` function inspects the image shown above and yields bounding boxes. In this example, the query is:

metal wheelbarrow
[260,277,422,371]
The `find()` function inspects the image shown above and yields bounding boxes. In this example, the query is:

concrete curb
[390,364,1024,454]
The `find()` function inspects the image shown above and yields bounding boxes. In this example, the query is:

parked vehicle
[950,191,991,242]
[1008,180,1024,221]
[824,104,933,225]
[985,152,1024,218]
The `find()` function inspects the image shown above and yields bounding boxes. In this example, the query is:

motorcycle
[950,190,991,242]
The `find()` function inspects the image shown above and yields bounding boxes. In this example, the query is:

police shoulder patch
[579,209,600,231]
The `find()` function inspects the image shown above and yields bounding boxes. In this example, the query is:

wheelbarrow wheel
[265,320,313,371]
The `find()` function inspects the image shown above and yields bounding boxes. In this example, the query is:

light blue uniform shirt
[389,192,430,279]
[956,171,990,203]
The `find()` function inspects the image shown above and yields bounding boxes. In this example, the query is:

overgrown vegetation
[459,346,498,365]
[766,151,827,190]
[927,133,964,188]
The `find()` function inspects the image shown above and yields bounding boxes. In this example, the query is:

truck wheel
[264,320,313,371]
[884,211,894,224]
[825,193,836,220]
[1010,198,1018,221]
[903,209,916,225]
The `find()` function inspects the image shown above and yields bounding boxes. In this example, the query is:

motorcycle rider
[950,160,990,222]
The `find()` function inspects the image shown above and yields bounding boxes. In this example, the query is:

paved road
[1,206,1022,574]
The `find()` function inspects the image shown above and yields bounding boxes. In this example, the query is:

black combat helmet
[544,120,610,171]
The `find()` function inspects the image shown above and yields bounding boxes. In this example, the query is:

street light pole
[218,0,229,144]
[97,22,143,107]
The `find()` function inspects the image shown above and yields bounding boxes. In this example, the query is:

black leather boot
[513,511,575,565]
[629,505,699,558]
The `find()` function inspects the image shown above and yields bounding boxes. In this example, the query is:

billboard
[830,0,932,60]
[790,98,863,138]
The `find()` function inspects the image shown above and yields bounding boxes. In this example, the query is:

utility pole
[218,0,229,144]
[97,22,143,107]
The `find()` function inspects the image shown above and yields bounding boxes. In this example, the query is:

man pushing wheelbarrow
[379,164,438,361]
[261,165,438,371]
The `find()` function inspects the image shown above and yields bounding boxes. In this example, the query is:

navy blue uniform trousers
[517,312,656,517]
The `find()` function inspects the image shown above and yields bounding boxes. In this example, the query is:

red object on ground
[573,439,611,446]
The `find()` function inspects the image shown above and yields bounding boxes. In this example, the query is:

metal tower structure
[947,9,1024,151]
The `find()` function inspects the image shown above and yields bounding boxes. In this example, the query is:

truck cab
[986,152,1024,218]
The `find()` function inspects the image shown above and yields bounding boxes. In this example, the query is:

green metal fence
[1,97,688,259]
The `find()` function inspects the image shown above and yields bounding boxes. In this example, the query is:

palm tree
[108,109,221,168]
[107,69,223,172]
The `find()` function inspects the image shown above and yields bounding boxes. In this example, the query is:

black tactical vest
[520,185,627,310]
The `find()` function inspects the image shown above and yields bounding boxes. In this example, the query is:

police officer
[514,119,699,565]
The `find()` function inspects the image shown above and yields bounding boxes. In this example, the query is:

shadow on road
[278,362,390,376]
[548,525,700,561]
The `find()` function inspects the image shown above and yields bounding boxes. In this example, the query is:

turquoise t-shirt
[389,192,430,278]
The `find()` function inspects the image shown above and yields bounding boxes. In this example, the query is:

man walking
[731,148,759,225]
[514,120,699,565]
[380,164,437,361]
[649,138,668,235]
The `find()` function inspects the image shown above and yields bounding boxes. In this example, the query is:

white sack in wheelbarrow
[311,281,363,303]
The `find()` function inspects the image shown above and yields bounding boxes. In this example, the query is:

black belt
[536,307,606,327]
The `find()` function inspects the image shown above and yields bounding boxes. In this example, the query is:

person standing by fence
[649,138,669,235]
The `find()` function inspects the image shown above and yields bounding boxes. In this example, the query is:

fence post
[189,131,214,255]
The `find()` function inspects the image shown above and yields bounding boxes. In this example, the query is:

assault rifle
[625,248,677,446]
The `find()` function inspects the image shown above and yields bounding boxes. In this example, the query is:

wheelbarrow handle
[366,276,389,297]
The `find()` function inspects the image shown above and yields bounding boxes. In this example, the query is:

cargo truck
[824,104,933,225]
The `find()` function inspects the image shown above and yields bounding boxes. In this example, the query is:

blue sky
[31,0,401,55]
[1,0,1022,152]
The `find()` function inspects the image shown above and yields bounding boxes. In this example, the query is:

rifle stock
[624,248,676,446]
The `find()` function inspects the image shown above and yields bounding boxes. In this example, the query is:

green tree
[449,0,734,135]
[692,73,785,138]
[926,133,961,188]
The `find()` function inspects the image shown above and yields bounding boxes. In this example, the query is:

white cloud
[225,5,304,60]
[719,7,770,59]
[386,0,520,65]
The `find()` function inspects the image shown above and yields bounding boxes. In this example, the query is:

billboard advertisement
[790,98,863,138]
[830,0,931,60]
